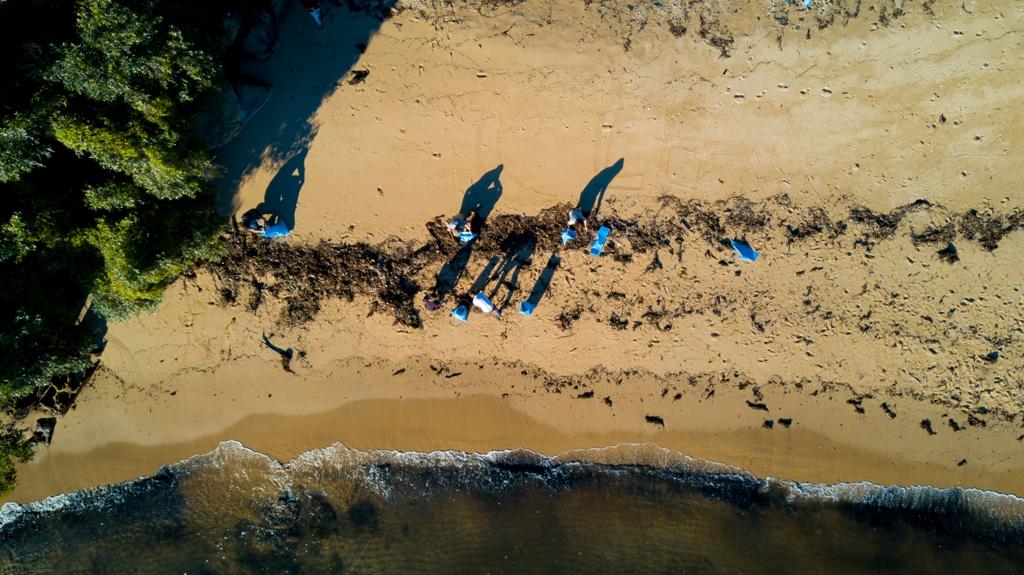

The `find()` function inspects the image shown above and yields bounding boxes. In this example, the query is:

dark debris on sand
[698,12,734,57]
[212,234,427,328]
[645,415,665,427]
[910,207,1024,252]
[849,199,932,243]
[208,195,1023,333]
[920,419,937,435]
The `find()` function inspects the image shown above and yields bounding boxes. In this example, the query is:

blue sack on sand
[451,305,469,321]
[731,239,760,262]
[458,231,477,244]
[590,226,611,256]
[519,301,535,316]
[261,221,291,238]
[561,229,576,246]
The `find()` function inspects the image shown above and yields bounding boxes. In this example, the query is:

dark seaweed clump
[698,13,734,57]
[210,203,669,328]
[212,233,426,328]
[958,208,1024,251]
[209,196,1023,329]
[849,199,931,242]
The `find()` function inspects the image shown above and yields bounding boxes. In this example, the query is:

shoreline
[6,354,1023,504]
[6,0,1024,508]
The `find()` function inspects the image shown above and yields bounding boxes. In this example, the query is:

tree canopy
[0,0,235,494]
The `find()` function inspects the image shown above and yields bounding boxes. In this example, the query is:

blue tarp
[590,226,611,256]
[561,228,577,246]
[731,239,760,262]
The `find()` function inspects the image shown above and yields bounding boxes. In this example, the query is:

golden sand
[6,0,1023,503]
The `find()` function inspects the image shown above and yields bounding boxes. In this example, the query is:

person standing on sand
[473,291,501,318]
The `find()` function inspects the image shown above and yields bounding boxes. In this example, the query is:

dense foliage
[0,0,235,489]
[0,426,34,497]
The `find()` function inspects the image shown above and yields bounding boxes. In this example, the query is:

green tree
[0,426,34,497]
[0,0,232,408]
[51,113,213,200]
[47,0,214,121]
[0,123,51,184]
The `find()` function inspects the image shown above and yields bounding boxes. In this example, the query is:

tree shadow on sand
[576,158,624,219]
[216,1,395,215]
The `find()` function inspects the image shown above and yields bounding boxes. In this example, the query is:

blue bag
[262,221,291,238]
[451,305,469,321]
[561,229,577,246]
[731,239,760,262]
[590,226,611,256]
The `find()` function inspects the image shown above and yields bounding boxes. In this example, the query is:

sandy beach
[5,0,1024,504]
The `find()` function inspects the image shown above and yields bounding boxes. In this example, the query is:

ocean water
[1,442,1022,574]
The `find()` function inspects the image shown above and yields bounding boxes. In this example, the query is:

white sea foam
[3,440,1022,538]
[0,471,173,532]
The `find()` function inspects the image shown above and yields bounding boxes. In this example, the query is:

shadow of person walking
[520,253,560,315]
[259,148,307,230]
[425,242,475,310]
[469,255,502,295]
[490,231,537,311]
[459,164,504,234]
[577,158,624,219]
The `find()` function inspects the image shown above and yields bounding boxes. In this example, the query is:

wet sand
[6,0,1024,503]
[7,352,1023,503]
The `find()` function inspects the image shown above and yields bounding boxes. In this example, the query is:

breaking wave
[4,440,1022,546]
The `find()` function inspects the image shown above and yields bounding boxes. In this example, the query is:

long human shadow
[469,255,502,295]
[577,158,625,218]
[258,148,306,229]
[489,231,537,311]
[523,254,561,310]
[459,164,504,233]
[432,242,475,303]
[216,1,395,215]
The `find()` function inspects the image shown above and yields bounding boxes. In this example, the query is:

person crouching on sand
[447,212,471,238]
[473,291,501,318]
[242,208,291,239]
[567,207,588,231]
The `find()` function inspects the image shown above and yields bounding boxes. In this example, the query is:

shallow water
[1,442,1022,574]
